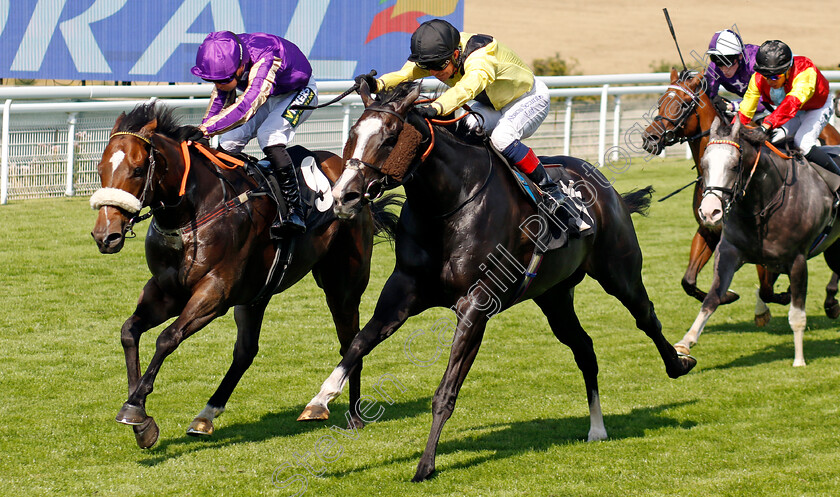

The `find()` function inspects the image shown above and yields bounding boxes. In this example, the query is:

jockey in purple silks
[190,31,318,235]
[703,29,767,116]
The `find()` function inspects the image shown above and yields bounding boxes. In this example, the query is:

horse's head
[642,69,706,155]
[90,103,181,253]
[697,116,744,227]
[332,81,424,219]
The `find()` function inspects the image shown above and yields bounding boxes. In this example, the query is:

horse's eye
[133,167,144,177]
[383,135,398,147]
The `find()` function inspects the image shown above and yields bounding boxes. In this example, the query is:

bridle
[651,83,709,147]
[702,137,788,219]
[93,131,164,237]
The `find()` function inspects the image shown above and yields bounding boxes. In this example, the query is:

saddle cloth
[254,145,336,232]
[508,155,596,252]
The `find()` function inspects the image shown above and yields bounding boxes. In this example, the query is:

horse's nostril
[104,232,123,247]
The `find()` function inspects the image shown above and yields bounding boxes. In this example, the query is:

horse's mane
[715,119,767,148]
[117,103,183,140]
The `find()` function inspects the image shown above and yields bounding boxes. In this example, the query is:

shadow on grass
[136,395,432,467]
[321,400,697,479]
[703,337,840,371]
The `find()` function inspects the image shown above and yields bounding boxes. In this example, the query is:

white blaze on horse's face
[699,143,740,227]
[109,150,126,174]
[333,114,388,218]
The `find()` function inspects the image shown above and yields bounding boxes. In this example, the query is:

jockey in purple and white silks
[703,29,767,116]
[190,31,318,235]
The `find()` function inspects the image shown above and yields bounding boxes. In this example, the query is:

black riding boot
[264,144,306,236]
[526,163,588,236]
[805,146,840,177]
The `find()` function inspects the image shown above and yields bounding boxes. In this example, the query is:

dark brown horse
[90,103,399,448]
[296,82,696,481]
[676,117,840,366]
[642,68,840,324]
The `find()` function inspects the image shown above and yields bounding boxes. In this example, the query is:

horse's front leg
[676,240,744,356]
[413,298,489,482]
[116,279,226,448]
[121,279,182,397]
[788,254,808,367]
[299,270,425,422]
[823,272,840,319]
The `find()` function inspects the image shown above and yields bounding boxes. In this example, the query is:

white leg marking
[678,308,714,352]
[196,404,225,422]
[587,391,608,442]
[755,288,770,316]
[788,305,807,367]
[109,150,125,174]
[307,365,348,408]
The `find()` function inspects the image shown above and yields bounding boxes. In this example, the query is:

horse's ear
[360,80,374,107]
[139,118,157,139]
[670,67,679,83]
[730,119,741,139]
[710,116,721,137]
[393,84,422,116]
[689,71,704,88]
[111,112,126,134]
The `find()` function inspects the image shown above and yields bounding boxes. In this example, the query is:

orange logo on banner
[366,0,459,43]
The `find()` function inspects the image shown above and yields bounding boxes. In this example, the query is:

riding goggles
[710,54,739,67]
[765,73,785,81]
[203,74,236,85]
[416,58,451,71]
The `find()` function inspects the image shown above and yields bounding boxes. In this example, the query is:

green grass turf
[1,157,839,496]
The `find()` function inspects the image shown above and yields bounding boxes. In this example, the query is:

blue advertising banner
[0,0,464,82]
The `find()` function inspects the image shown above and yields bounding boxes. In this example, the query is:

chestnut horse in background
[642,69,840,324]
[90,103,399,448]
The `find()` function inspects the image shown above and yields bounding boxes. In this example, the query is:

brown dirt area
[465,0,840,75]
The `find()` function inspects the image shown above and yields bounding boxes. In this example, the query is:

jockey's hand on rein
[180,125,206,144]
[354,73,378,92]
[415,105,439,119]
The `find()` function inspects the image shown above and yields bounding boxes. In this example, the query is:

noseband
[651,84,706,146]
[92,131,162,237]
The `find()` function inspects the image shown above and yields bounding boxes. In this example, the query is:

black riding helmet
[754,40,793,77]
[408,19,460,65]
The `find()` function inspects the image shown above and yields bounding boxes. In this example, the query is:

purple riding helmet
[191,31,244,81]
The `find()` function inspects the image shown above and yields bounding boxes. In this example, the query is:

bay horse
[642,68,840,324]
[296,81,696,481]
[675,117,840,366]
[90,103,399,448]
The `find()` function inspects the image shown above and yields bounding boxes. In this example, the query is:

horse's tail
[621,186,655,216]
[369,193,404,242]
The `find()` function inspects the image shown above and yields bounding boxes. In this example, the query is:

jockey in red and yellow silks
[738,56,830,129]
[738,40,838,179]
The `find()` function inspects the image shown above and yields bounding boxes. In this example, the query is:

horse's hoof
[186,417,214,437]
[297,405,329,421]
[133,416,159,449]
[673,343,691,356]
[719,290,740,305]
[755,309,771,327]
[825,302,840,319]
[679,354,697,375]
[116,403,147,426]
[412,463,435,482]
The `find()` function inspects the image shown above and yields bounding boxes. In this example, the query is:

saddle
[230,146,336,233]
[500,152,596,252]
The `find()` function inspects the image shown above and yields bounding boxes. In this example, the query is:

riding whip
[290,70,377,110]
[662,8,687,72]
[657,178,697,202]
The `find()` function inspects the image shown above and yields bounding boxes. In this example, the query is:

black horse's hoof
[412,464,435,482]
[825,302,840,320]
[133,416,159,449]
[347,414,366,431]
[116,403,147,426]
[718,290,740,305]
